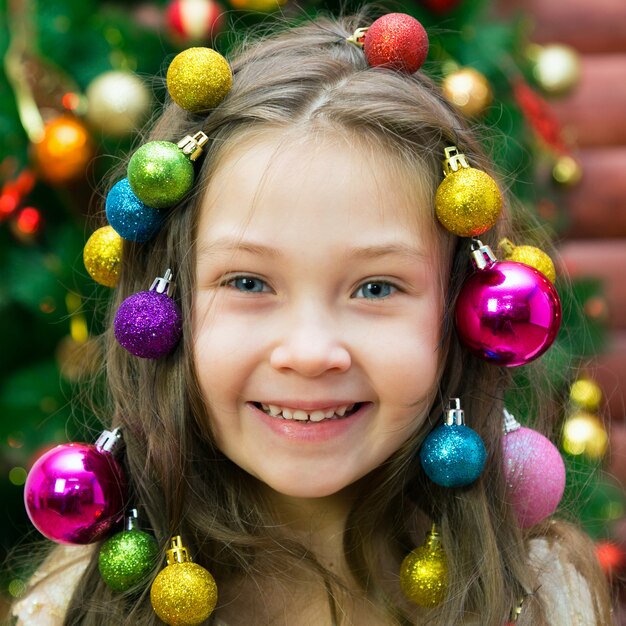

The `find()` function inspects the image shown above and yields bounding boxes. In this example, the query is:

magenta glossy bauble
[24,440,126,544]
[455,260,561,367]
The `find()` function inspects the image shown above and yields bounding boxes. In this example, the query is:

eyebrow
[197,238,427,262]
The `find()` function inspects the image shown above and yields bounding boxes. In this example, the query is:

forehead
[197,130,437,246]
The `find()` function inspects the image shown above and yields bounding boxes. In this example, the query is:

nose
[269,309,351,377]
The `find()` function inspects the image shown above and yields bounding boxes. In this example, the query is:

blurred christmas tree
[0,0,619,610]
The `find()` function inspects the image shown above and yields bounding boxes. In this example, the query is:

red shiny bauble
[455,260,561,367]
[364,13,428,73]
[24,441,126,545]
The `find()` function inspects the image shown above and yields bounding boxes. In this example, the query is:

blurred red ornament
[419,0,461,14]
[364,13,429,73]
[165,0,225,43]
[32,115,94,184]
[595,541,626,577]
[0,169,35,221]
[10,206,43,243]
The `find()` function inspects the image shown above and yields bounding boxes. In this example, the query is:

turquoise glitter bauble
[98,528,159,592]
[127,141,194,209]
[419,423,486,487]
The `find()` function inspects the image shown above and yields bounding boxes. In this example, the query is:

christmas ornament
[150,536,218,626]
[106,178,164,242]
[455,241,561,367]
[434,147,502,237]
[419,398,486,488]
[562,411,608,460]
[24,429,126,545]
[166,48,232,113]
[361,13,428,73]
[400,525,448,607]
[530,44,581,97]
[10,206,43,244]
[498,238,556,283]
[441,67,493,118]
[570,378,602,412]
[32,115,94,184]
[165,0,225,44]
[127,132,208,208]
[83,225,124,288]
[99,509,159,592]
[502,410,565,528]
[86,71,152,137]
[595,540,626,577]
[228,0,285,12]
[552,155,582,187]
[114,269,183,359]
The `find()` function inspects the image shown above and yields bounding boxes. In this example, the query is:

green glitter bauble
[127,141,194,209]
[98,529,159,592]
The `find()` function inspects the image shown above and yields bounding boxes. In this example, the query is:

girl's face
[193,132,445,499]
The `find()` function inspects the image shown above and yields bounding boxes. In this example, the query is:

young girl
[13,10,613,626]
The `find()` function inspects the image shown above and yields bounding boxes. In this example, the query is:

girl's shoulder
[11,544,95,626]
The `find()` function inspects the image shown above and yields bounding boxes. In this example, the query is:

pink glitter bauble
[24,443,126,544]
[455,260,561,367]
[364,13,429,73]
[503,426,565,528]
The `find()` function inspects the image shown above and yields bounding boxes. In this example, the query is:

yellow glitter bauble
[570,378,603,411]
[499,238,556,283]
[435,167,502,237]
[400,528,448,608]
[442,67,493,118]
[166,47,232,113]
[562,411,608,461]
[151,561,218,626]
[83,226,123,288]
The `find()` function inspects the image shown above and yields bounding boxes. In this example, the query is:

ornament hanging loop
[470,239,497,270]
[346,27,368,48]
[444,398,465,425]
[442,146,470,175]
[177,131,209,162]
[95,427,123,454]
[166,535,192,565]
[503,408,522,434]
[150,269,176,297]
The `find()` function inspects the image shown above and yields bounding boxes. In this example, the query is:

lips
[252,402,363,422]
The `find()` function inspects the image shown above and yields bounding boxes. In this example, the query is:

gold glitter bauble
[400,529,448,608]
[166,47,232,113]
[570,378,603,411]
[552,155,583,187]
[83,226,123,288]
[442,67,493,117]
[499,238,556,283]
[562,411,608,461]
[435,167,502,237]
[150,562,218,626]
[530,43,581,97]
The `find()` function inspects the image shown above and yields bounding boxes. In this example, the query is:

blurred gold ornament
[562,411,608,460]
[499,238,556,283]
[530,43,581,97]
[86,71,152,137]
[552,155,583,187]
[442,67,493,117]
[570,378,602,411]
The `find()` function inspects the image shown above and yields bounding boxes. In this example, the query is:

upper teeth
[261,403,355,421]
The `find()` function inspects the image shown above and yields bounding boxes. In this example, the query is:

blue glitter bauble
[106,178,164,243]
[419,424,486,487]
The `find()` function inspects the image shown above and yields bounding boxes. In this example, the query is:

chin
[259,474,356,500]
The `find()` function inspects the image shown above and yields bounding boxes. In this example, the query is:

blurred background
[1,0,625,620]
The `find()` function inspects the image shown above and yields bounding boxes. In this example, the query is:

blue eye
[353,281,396,299]
[226,276,269,293]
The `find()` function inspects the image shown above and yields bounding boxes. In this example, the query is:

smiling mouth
[252,402,364,422]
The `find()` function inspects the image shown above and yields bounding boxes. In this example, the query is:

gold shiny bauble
[86,71,152,137]
[570,378,603,411]
[33,115,94,184]
[562,411,608,460]
[531,43,581,97]
[83,226,123,288]
[499,238,556,283]
[435,167,502,237]
[442,67,493,117]
[166,47,232,113]
[552,155,583,187]
[150,561,218,626]
[229,0,286,11]
[400,529,448,608]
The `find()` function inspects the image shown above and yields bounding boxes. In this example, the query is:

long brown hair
[49,10,612,625]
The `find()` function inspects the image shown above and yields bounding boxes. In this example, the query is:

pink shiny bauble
[24,443,126,544]
[455,260,561,366]
[503,427,566,528]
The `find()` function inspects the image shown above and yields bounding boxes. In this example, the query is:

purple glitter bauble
[114,290,182,359]
[455,260,561,367]
[24,443,126,545]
